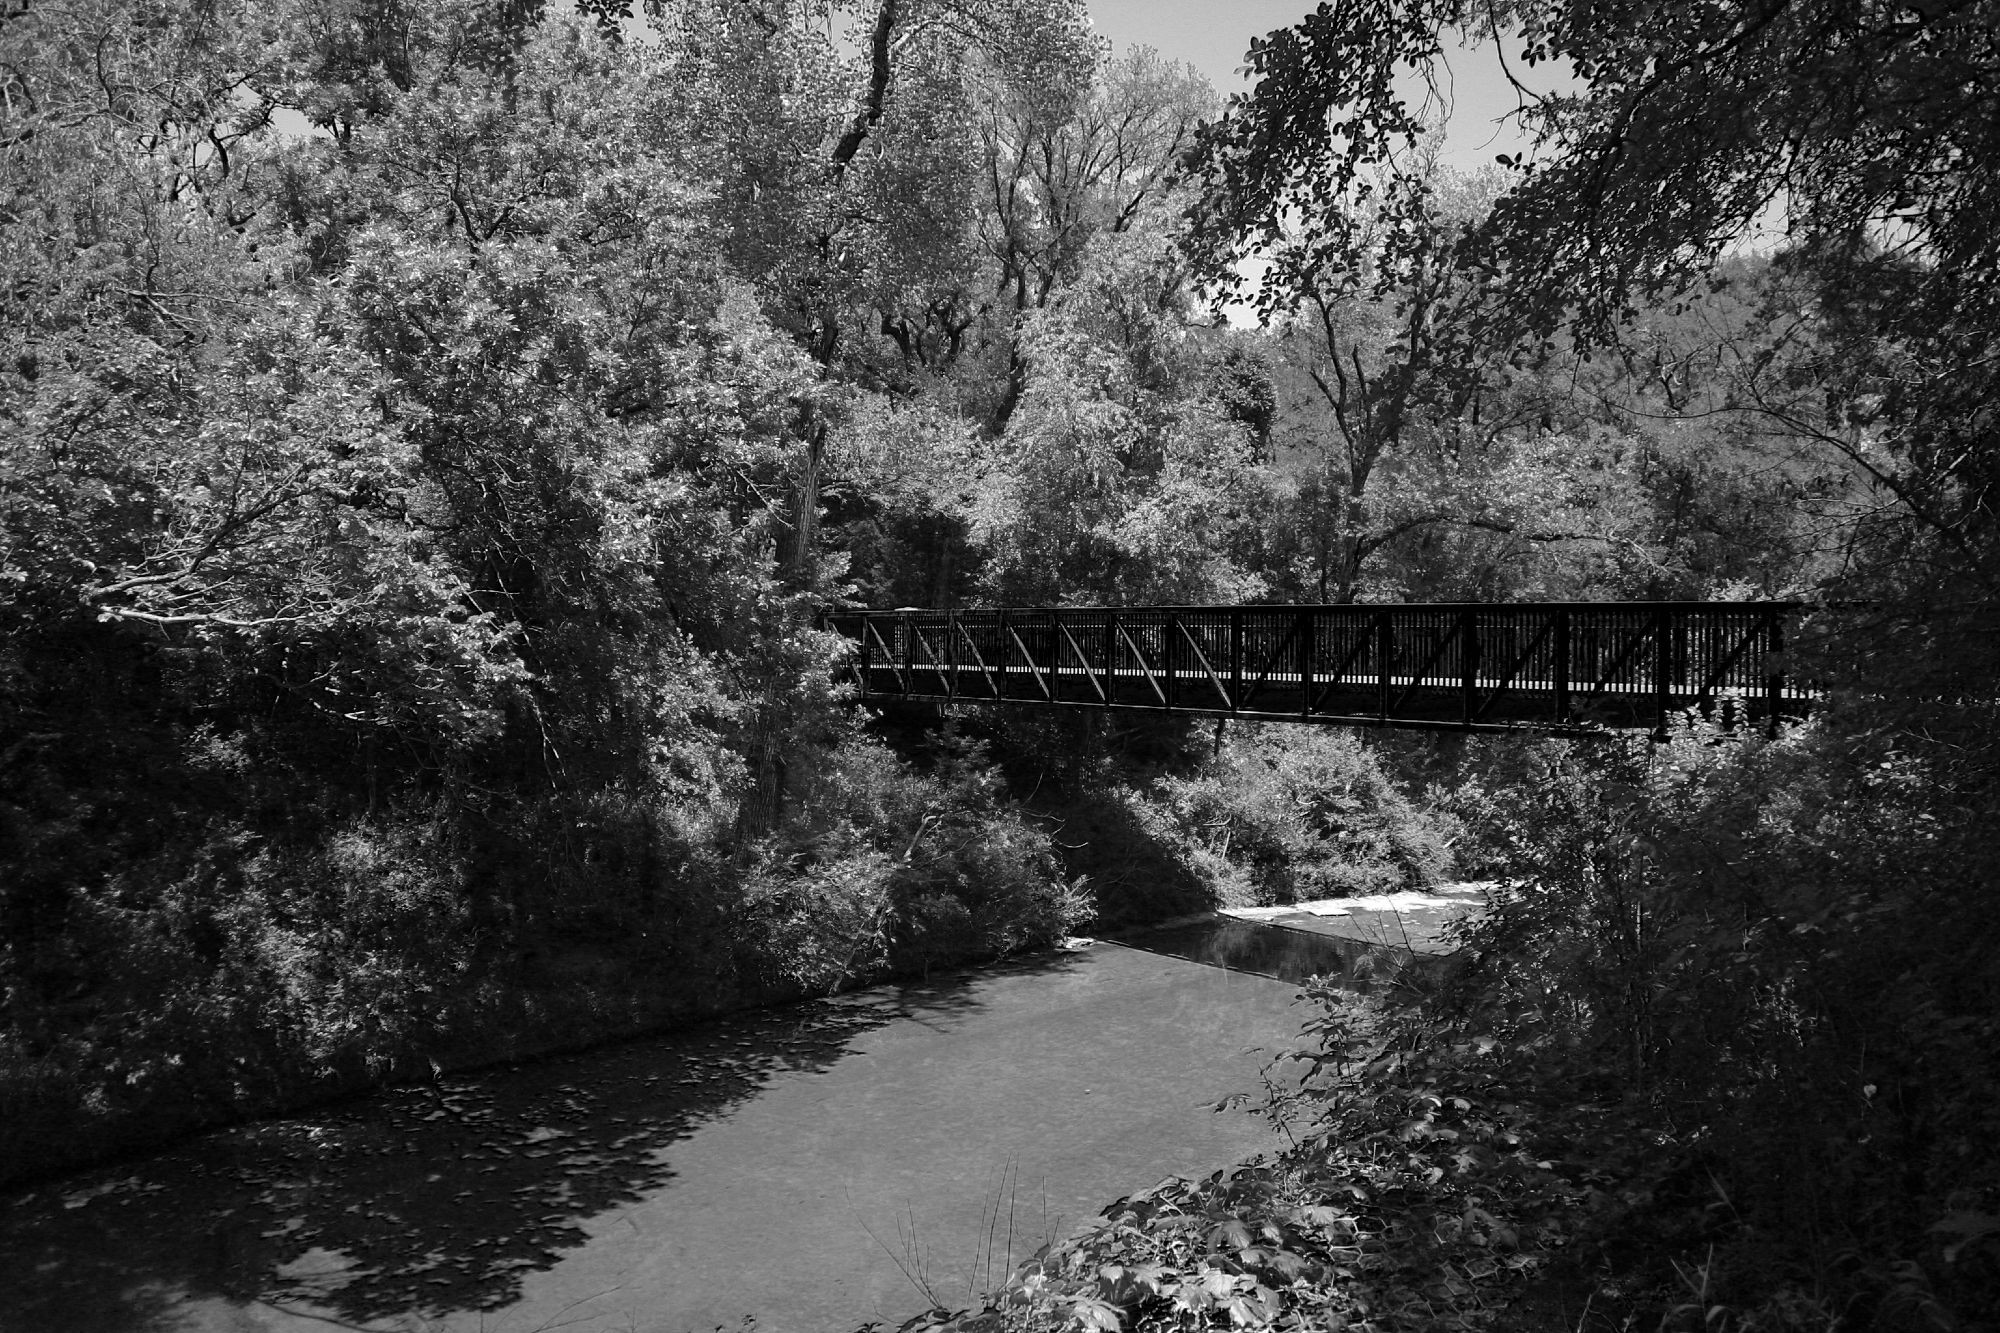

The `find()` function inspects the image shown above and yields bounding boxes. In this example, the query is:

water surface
[1,929,1358,1333]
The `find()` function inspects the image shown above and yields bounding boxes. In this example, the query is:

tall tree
[1199,0,2000,625]
[975,44,1217,429]
[971,196,1272,607]
[1254,153,1509,600]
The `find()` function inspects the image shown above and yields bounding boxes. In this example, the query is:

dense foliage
[938,0,2000,1328]
[6,0,1995,1324]
[0,0,1479,1184]
[940,727,2000,1332]
[0,0,1112,1179]
[1138,727,1455,906]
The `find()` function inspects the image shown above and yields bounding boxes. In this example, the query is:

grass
[853,1161,1068,1329]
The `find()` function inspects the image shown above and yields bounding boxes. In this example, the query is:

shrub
[735,844,898,993]
[1142,724,1457,906]
[1429,718,2000,1327]
[739,735,1086,986]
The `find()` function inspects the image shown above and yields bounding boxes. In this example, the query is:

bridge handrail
[827,601,1813,736]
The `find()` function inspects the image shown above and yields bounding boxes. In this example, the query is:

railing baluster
[1376,607,1392,725]
[1298,609,1315,718]
[1229,609,1243,714]
[1765,607,1785,739]
[996,609,1009,698]
[1554,608,1570,726]
[858,614,871,697]
[1102,611,1117,708]
[1461,608,1477,728]
[1653,604,1672,741]
[946,609,958,700]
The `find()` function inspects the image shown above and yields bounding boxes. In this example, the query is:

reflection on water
[1106,915,1432,987]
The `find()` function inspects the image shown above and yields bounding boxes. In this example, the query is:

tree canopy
[1204,0,1999,335]
[1198,0,1999,645]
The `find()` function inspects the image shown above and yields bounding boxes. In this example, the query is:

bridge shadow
[0,952,1087,1333]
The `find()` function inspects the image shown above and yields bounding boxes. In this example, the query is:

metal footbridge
[830,602,1807,736]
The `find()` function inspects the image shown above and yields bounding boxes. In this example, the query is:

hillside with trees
[3,0,1994,1325]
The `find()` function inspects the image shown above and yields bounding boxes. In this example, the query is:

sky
[1085,0,1552,174]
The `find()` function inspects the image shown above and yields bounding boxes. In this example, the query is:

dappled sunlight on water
[0,967,1051,1333]
[0,933,1326,1333]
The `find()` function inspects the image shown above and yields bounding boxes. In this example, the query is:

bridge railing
[828,602,1809,735]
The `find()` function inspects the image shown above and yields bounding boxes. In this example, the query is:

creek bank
[1,926,1061,1193]
[905,973,1582,1333]
[3,875,1488,1192]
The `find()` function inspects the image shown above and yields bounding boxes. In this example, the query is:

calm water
[0,923,1366,1333]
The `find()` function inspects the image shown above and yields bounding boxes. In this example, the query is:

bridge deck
[830,603,1808,736]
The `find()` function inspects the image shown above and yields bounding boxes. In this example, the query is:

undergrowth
[902,713,2000,1333]
[900,982,1601,1333]
[0,722,1085,1186]
[1139,726,1457,907]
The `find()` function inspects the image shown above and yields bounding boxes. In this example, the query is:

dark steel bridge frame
[829,602,1809,737]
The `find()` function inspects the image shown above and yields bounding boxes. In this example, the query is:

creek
[0,919,1372,1333]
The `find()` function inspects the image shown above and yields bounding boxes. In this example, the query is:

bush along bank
[988,711,1462,928]
[0,727,1090,1190]
[897,717,2000,1333]
[2,684,1461,1191]
[889,979,1596,1333]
